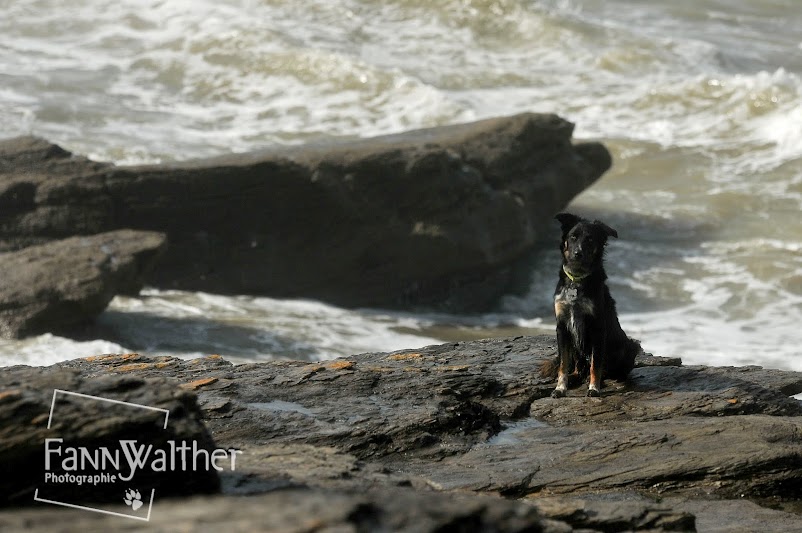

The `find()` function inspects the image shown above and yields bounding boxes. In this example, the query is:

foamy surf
[0,335,127,368]
[1,0,801,370]
[94,289,443,364]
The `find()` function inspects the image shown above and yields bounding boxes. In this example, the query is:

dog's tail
[539,355,585,386]
[607,337,641,381]
[539,356,560,379]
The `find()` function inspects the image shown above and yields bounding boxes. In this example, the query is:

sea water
[1,0,801,369]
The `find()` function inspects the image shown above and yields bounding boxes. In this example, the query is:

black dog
[540,212,640,398]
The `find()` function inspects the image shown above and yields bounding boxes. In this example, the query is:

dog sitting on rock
[540,212,640,398]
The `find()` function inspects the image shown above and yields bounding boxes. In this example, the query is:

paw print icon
[124,489,143,511]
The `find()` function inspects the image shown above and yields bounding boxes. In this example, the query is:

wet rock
[4,336,802,530]
[0,361,219,506]
[530,493,696,532]
[0,230,166,338]
[666,497,802,533]
[0,486,569,532]
[54,338,802,501]
[0,114,610,310]
[54,339,802,498]
[59,338,558,460]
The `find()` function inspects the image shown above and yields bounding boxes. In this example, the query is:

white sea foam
[1,0,801,369]
[2,0,800,166]
[91,289,443,364]
[0,335,127,368]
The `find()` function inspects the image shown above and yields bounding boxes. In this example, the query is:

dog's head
[555,212,618,276]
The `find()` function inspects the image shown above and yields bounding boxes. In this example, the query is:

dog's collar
[562,265,589,283]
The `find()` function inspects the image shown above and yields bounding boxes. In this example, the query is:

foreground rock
[0,359,219,506]
[0,230,165,338]
[3,336,802,531]
[0,114,610,310]
[0,486,696,533]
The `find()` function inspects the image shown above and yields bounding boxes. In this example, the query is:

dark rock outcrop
[5,336,802,530]
[0,114,610,310]
[0,230,166,338]
[0,359,219,506]
[0,486,690,533]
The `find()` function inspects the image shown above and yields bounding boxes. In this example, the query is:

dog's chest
[554,285,594,315]
[554,285,595,343]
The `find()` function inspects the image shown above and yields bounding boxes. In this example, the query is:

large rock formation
[0,230,165,338]
[3,336,802,530]
[0,114,610,310]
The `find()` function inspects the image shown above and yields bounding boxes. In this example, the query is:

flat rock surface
[0,230,166,338]
[0,114,610,310]
[3,336,802,531]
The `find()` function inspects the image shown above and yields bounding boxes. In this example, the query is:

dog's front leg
[588,339,604,397]
[552,324,572,398]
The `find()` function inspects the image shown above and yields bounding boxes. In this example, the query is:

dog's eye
[569,234,577,241]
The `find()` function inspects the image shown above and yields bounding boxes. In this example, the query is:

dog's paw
[586,387,601,398]
[551,388,566,398]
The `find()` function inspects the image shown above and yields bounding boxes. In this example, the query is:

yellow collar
[563,265,589,283]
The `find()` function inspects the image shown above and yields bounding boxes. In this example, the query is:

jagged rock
[4,336,802,530]
[0,230,166,338]
[0,114,610,310]
[0,360,219,506]
[530,493,697,532]
[0,485,662,533]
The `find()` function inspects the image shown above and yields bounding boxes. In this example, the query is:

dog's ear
[594,220,618,239]
[555,212,582,234]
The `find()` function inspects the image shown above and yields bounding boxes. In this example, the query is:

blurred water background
[1,0,801,369]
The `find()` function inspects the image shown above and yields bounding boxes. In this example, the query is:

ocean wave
[0,335,127,368]
[1,0,801,370]
[92,289,443,363]
[3,0,800,166]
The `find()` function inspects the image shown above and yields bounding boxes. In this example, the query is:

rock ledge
[3,336,802,531]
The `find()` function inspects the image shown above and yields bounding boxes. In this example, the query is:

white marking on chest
[554,286,595,347]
